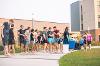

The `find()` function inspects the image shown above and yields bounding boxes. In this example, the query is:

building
[80,0,100,41]
[71,1,80,32]
[0,18,69,41]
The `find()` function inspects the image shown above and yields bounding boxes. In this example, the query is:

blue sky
[0,0,78,23]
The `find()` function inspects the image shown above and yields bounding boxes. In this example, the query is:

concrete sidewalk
[0,46,99,66]
[0,52,65,66]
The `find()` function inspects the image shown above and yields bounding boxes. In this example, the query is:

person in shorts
[53,26,60,53]
[1,22,10,56]
[30,29,35,52]
[86,33,92,50]
[24,27,31,53]
[8,24,15,55]
[58,33,63,53]
[47,27,54,53]
[18,25,25,52]
[42,27,48,52]
[33,29,38,52]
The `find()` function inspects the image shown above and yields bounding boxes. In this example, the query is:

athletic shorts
[54,38,59,44]
[48,38,54,44]
[87,41,91,45]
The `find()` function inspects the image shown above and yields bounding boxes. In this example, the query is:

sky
[0,0,78,23]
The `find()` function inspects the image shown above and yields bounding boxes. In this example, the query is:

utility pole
[32,13,34,29]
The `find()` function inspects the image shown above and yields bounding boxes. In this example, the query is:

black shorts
[87,41,91,45]
[43,39,48,43]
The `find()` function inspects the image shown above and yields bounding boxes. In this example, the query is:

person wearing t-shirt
[53,26,60,53]
[47,27,54,53]
[42,27,48,52]
[18,25,25,52]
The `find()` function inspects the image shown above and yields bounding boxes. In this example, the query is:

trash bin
[69,39,76,49]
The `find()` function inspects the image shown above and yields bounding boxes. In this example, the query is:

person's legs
[84,44,87,51]
[88,41,91,50]
[44,43,47,52]
[12,44,15,54]
[4,45,10,56]
[8,44,11,53]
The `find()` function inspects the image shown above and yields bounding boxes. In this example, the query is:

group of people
[1,19,93,56]
[1,19,70,56]
[69,32,93,51]
[18,25,65,54]
[79,32,92,50]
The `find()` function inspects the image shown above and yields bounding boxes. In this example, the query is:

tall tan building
[80,0,100,41]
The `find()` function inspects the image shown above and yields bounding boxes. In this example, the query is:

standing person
[63,27,70,53]
[37,31,42,52]
[30,29,35,52]
[58,33,63,53]
[86,32,92,50]
[33,29,38,52]
[53,26,60,53]
[18,25,25,52]
[8,25,15,55]
[47,27,54,53]
[24,27,31,53]
[83,33,87,50]
[79,36,85,49]
[42,27,48,52]
[1,22,10,56]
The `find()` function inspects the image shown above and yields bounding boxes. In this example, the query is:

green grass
[59,49,100,66]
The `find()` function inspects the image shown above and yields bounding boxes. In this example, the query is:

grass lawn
[59,48,100,66]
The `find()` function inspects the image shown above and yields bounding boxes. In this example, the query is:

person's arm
[1,25,4,38]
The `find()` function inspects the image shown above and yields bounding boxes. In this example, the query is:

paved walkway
[0,46,100,66]
[0,52,66,66]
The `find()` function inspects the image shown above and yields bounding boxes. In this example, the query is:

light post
[32,13,34,29]
[87,26,89,33]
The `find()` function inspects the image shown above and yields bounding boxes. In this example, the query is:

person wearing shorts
[30,29,35,52]
[47,27,54,53]
[8,25,15,55]
[53,26,60,53]
[86,33,92,50]
[42,27,48,52]
[1,22,10,56]
[58,33,63,53]
[24,27,31,53]
[18,25,25,52]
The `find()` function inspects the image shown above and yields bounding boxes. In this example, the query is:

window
[81,24,83,30]
[99,35,100,42]
[81,5,83,22]
[98,22,100,28]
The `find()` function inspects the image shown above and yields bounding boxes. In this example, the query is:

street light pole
[87,26,89,33]
[32,13,34,29]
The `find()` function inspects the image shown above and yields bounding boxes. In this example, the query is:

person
[58,33,63,53]
[37,31,42,52]
[63,27,70,53]
[83,33,87,50]
[18,25,25,52]
[1,22,10,56]
[8,24,15,55]
[79,36,85,49]
[47,27,54,53]
[24,27,31,53]
[30,29,35,52]
[53,26,60,53]
[42,27,48,52]
[33,29,38,52]
[86,32,92,50]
